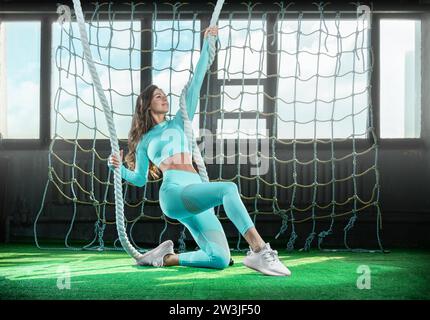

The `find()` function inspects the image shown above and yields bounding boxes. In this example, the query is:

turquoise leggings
[159,169,255,269]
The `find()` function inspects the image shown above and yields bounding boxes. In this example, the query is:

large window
[380,19,421,139]
[51,20,141,140]
[277,19,370,140]
[0,21,41,139]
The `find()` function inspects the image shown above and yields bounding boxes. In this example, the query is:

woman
[108,26,291,276]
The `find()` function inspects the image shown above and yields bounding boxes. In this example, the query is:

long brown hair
[125,84,162,180]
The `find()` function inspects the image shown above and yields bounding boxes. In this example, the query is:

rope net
[34,1,384,253]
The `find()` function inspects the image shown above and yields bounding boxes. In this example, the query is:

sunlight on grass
[285,256,345,267]
[0,251,411,283]
[0,252,349,281]
[0,252,46,257]
[0,255,176,281]
[157,281,194,287]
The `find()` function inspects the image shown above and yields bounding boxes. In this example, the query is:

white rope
[72,0,142,260]
[180,1,224,184]
[72,0,224,260]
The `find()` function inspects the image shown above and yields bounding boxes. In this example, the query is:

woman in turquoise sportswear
[109,26,291,276]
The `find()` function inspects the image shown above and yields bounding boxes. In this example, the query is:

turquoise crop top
[108,37,212,187]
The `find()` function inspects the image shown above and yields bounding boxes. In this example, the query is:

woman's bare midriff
[158,152,197,174]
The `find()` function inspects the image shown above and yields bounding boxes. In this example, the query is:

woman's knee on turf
[209,248,231,269]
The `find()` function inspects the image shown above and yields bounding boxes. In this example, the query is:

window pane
[51,21,141,139]
[217,118,267,139]
[1,22,40,139]
[277,19,370,139]
[220,85,264,112]
[152,20,201,136]
[217,20,267,79]
[380,19,421,138]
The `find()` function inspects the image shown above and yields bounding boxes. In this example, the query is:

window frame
[0,14,53,150]
[373,13,424,148]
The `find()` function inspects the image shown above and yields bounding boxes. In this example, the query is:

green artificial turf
[0,243,429,300]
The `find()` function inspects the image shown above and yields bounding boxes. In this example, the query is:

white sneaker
[243,243,291,276]
[136,240,174,267]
